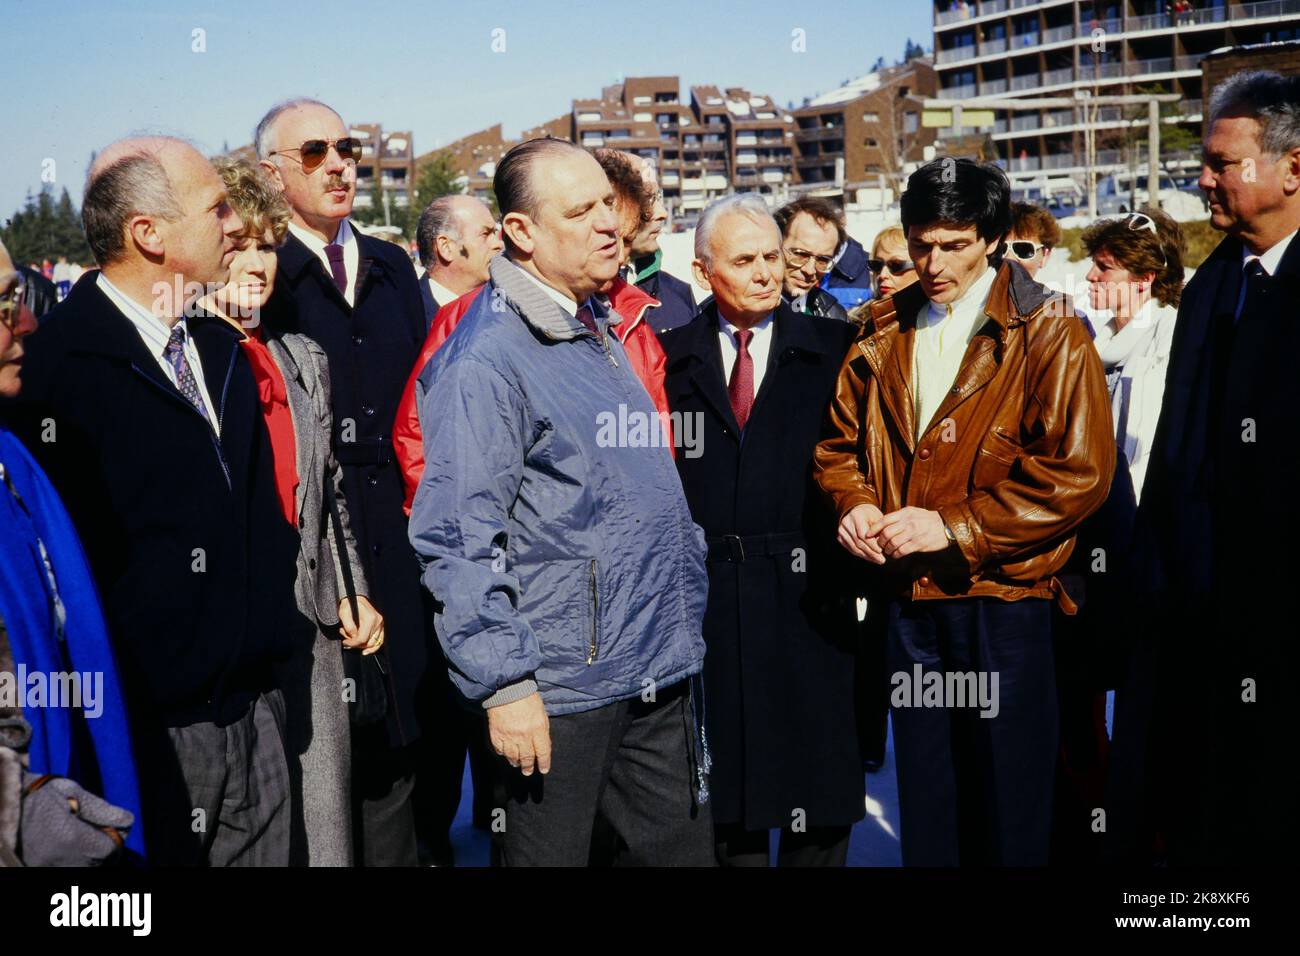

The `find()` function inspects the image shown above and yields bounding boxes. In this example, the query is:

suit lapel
[685,305,742,439]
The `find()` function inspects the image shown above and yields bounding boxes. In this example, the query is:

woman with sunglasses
[869,225,918,299]
[201,156,385,867]
[1082,207,1185,501]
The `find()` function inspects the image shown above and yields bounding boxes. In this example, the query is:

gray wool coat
[265,331,368,868]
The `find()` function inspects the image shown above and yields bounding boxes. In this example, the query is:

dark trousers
[887,597,1057,866]
[412,671,494,864]
[714,822,851,867]
[351,722,418,867]
[142,690,291,866]
[493,681,714,867]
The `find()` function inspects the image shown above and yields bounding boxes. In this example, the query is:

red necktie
[728,328,754,429]
[576,303,599,336]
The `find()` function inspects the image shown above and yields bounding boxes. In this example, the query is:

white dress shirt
[514,264,579,315]
[717,310,775,399]
[97,273,220,433]
[425,275,460,309]
[289,219,360,306]
[1236,228,1297,319]
[912,265,997,440]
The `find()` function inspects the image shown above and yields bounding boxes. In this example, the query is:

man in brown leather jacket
[813,158,1113,865]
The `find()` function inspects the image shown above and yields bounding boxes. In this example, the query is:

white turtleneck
[912,265,997,439]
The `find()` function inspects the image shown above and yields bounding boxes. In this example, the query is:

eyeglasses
[269,137,361,172]
[784,246,836,274]
[1004,240,1045,261]
[1122,212,1168,268]
[0,276,27,330]
[868,257,915,275]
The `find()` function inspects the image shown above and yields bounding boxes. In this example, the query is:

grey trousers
[494,681,714,867]
[164,690,292,866]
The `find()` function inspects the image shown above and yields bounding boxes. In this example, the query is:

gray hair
[416,196,466,269]
[694,194,778,267]
[254,98,342,161]
[1207,70,1300,159]
[82,149,183,267]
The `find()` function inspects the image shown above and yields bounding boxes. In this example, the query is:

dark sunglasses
[868,258,915,275]
[1005,240,1045,261]
[269,137,361,172]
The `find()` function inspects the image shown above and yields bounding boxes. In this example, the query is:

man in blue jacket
[410,138,713,866]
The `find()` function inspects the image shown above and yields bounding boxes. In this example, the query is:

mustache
[323,174,353,191]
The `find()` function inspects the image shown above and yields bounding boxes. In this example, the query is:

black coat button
[367,475,378,487]
[352,335,364,346]
[362,405,375,417]
[308,558,316,570]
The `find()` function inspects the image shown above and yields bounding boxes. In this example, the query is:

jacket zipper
[592,327,619,368]
[587,558,600,664]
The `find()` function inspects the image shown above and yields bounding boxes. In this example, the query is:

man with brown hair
[773,197,849,321]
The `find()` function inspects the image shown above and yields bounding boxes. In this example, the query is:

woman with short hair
[202,156,385,866]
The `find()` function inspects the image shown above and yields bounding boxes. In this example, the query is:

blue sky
[4,0,933,220]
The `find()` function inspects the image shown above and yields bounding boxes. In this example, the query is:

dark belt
[705,531,805,563]
[334,437,394,468]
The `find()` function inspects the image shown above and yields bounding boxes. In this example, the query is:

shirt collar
[288,218,354,254]
[426,275,460,306]
[924,265,997,325]
[96,272,187,353]
[1243,228,1298,276]
[717,309,774,342]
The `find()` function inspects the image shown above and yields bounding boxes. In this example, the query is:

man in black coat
[254,98,431,866]
[8,137,301,865]
[624,157,697,333]
[661,194,862,866]
[1108,70,1300,866]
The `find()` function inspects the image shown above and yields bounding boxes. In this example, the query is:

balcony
[1010,31,1039,48]
[935,4,976,27]
[1233,0,1300,21]
[1010,73,1041,91]
[1079,61,1125,80]
[982,0,1007,13]
[937,44,978,65]
[1011,114,1039,132]
[794,126,846,140]
[1041,153,1077,170]
[1042,66,1073,86]
[979,78,1008,95]
[979,37,1008,56]
[1042,23,1073,44]
[938,83,977,100]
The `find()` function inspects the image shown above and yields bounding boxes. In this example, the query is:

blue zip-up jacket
[409,256,708,716]
[821,236,873,311]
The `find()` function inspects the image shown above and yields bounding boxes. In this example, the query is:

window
[904,112,919,134]
[863,112,881,123]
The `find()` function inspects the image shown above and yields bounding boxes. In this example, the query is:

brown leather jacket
[813,260,1114,612]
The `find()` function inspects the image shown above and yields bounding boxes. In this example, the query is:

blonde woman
[202,156,385,866]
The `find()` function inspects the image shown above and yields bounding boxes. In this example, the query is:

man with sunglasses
[814,157,1113,866]
[773,197,849,321]
[256,98,431,868]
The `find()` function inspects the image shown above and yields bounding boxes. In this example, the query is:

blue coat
[634,252,698,334]
[409,256,708,715]
[821,236,873,312]
[0,424,144,857]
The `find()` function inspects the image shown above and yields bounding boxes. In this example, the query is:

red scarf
[240,329,299,525]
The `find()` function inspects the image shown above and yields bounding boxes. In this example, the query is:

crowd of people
[0,67,1295,867]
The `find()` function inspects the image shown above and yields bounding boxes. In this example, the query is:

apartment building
[791,58,939,206]
[931,0,1300,188]
[350,123,415,212]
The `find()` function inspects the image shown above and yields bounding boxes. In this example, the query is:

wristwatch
[942,520,957,544]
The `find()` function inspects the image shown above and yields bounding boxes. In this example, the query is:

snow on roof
[808,71,884,107]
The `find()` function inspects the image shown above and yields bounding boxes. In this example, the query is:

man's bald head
[82,137,198,266]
